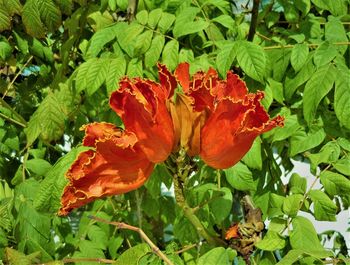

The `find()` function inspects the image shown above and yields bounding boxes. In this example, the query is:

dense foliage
[0,0,349,264]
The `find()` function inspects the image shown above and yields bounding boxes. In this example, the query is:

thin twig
[264,41,350,50]
[247,0,260,41]
[62,258,115,264]
[2,55,34,99]
[0,97,27,126]
[89,215,175,265]
[0,112,26,127]
[175,243,198,254]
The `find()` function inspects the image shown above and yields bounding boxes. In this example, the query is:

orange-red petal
[158,63,177,98]
[200,94,284,169]
[110,78,175,163]
[59,123,154,216]
[225,224,240,240]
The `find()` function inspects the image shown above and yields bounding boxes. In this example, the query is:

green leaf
[325,17,348,54]
[241,137,262,170]
[4,0,22,15]
[267,78,284,104]
[333,158,350,176]
[34,146,90,213]
[173,7,209,38]
[289,127,326,156]
[0,39,12,60]
[209,187,233,223]
[307,141,340,173]
[38,0,62,32]
[147,8,162,29]
[22,0,46,38]
[25,93,67,146]
[303,63,336,125]
[283,194,303,217]
[136,10,148,25]
[145,34,165,69]
[212,15,235,30]
[308,190,337,221]
[198,247,235,265]
[127,58,142,78]
[0,7,11,32]
[295,0,311,16]
[158,12,175,33]
[276,249,304,265]
[75,58,109,95]
[54,0,73,15]
[216,42,237,78]
[85,24,118,59]
[311,0,347,16]
[290,216,324,251]
[115,22,144,57]
[162,39,179,71]
[268,193,285,217]
[106,57,126,93]
[313,42,338,67]
[338,137,350,152]
[224,162,256,191]
[291,43,309,72]
[288,173,307,195]
[134,29,153,55]
[26,159,52,176]
[256,231,286,251]
[320,170,350,196]
[236,40,266,83]
[334,67,350,129]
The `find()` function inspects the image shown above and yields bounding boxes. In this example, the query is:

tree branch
[89,216,174,265]
[247,0,260,41]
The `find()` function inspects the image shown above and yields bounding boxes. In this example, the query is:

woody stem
[172,164,225,246]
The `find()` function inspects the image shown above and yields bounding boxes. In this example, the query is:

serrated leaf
[147,8,162,29]
[289,127,326,156]
[308,190,337,221]
[54,0,73,15]
[320,170,350,196]
[22,0,46,38]
[303,63,336,125]
[290,216,324,251]
[236,40,266,83]
[38,0,62,32]
[25,93,67,147]
[106,57,126,93]
[0,7,11,32]
[216,42,237,78]
[173,7,209,38]
[162,39,179,71]
[4,0,22,15]
[135,10,148,25]
[134,29,153,55]
[34,146,90,213]
[75,58,109,95]
[158,12,175,33]
[115,22,144,57]
[224,162,256,191]
[256,231,286,251]
[127,58,142,78]
[145,34,165,69]
[85,24,118,59]
[334,67,350,129]
[291,43,309,72]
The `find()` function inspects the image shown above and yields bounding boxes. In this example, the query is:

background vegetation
[0,0,349,264]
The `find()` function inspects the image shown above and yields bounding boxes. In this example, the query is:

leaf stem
[0,97,27,126]
[89,215,175,265]
[0,112,26,127]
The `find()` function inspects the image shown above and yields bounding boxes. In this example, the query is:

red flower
[59,63,283,215]
[173,62,284,169]
[59,123,154,216]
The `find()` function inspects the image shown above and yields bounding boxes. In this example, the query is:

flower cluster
[59,63,283,215]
